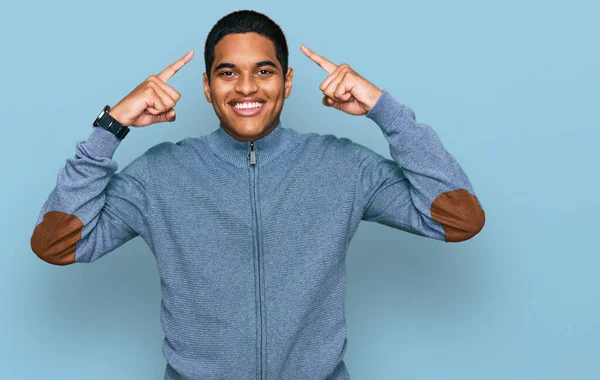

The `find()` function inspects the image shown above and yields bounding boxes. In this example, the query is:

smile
[230,101,265,117]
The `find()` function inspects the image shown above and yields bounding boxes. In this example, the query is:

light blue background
[1,0,598,378]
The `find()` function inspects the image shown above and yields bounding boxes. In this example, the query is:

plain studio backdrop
[1,0,598,379]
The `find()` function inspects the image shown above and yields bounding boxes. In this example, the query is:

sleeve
[357,90,485,242]
[30,126,151,265]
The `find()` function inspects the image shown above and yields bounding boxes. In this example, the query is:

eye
[219,71,235,77]
[258,69,273,75]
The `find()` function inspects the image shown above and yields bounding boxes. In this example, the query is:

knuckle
[144,87,155,97]
[145,83,156,94]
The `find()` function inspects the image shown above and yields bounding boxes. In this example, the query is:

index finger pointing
[157,50,195,82]
[300,44,337,74]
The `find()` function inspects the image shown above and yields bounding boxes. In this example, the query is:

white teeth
[234,102,263,109]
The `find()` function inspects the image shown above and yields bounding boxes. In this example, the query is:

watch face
[93,112,103,127]
[93,106,109,127]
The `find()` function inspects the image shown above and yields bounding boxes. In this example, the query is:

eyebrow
[213,60,279,73]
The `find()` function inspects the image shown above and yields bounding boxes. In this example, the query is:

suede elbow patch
[30,211,83,265]
[430,189,485,242]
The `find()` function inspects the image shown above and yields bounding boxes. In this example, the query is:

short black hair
[204,10,289,83]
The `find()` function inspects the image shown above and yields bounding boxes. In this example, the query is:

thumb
[156,109,177,123]
[322,96,336,107]
[149,109,177,124]
[167,109,176,121]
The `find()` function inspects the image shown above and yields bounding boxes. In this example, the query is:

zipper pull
[249,142,256,165]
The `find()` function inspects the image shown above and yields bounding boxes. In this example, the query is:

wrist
[365,89,384,113]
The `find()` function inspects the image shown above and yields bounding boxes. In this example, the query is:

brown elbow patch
[430,189,485,242]
[30,211,83,265]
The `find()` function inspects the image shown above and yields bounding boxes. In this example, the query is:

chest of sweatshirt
[139,127,365,303]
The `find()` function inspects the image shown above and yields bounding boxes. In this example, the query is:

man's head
[203,10,293,142]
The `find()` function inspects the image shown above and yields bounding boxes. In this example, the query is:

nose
[234,73,259,95]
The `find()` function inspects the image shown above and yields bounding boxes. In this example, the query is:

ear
[202,72,212,103]
[284,67,293,99]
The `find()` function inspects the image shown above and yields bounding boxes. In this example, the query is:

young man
[31,9,485,380]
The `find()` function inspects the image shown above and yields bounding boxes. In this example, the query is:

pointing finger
[300,44,337,74]
[157,50,195,82]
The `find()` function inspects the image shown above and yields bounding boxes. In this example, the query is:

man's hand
[300,44,383,116]
[109,50,194,128]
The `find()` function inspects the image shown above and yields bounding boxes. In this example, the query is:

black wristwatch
[93,105,130,140]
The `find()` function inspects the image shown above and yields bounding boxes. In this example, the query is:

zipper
[249,141,264,380]
[250,141,257,165]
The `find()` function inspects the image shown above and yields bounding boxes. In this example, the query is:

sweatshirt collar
[206,121,294,168]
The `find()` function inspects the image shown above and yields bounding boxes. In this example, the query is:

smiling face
[203,32,293,142]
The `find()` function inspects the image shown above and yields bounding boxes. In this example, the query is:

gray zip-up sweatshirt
[31,90,485,380]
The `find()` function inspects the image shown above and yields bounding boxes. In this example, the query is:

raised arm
[300,44,485,242]
[30,50,195,264]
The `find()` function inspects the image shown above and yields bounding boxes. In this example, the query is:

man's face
[203,32,293,142]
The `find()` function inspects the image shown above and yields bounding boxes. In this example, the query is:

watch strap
[93,105,130,140]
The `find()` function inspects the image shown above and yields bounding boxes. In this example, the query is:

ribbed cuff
[83,126,122,158]
[365,90,406,130]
